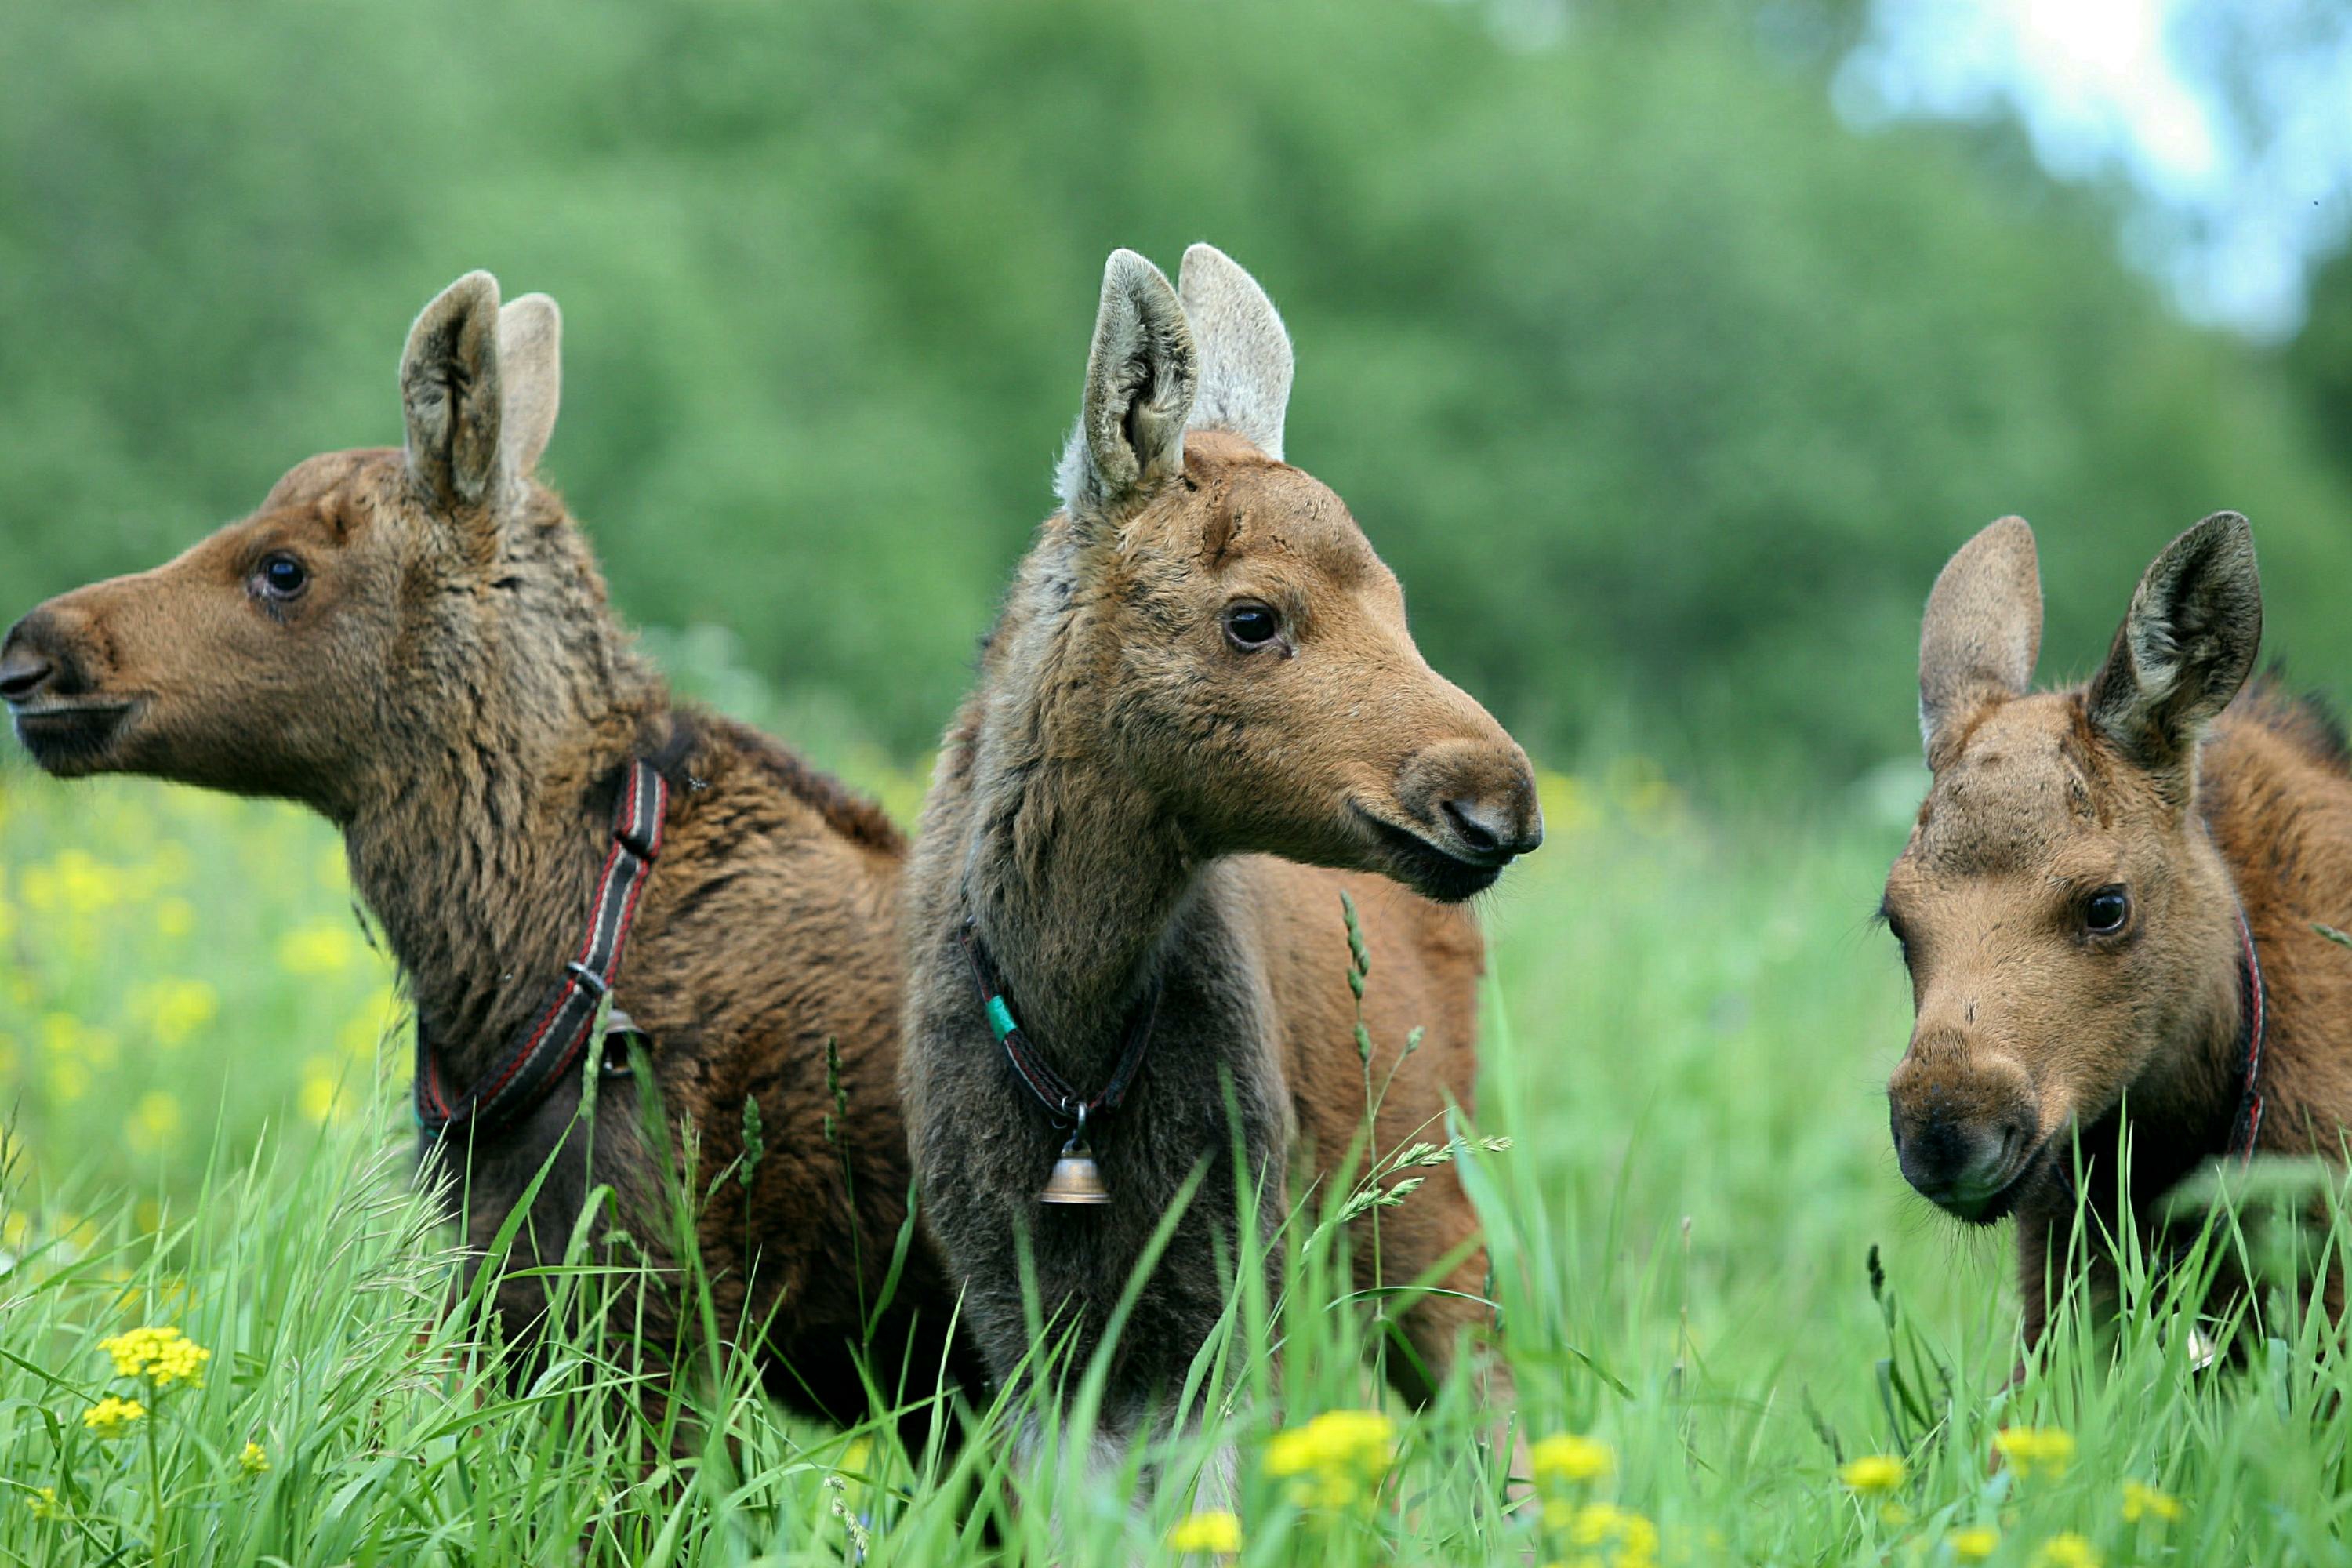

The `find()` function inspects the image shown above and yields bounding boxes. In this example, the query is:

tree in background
[2,0,2346,779]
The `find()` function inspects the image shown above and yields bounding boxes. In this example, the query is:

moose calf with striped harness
[0,271,978,1430]
[1883,513,2352,1348]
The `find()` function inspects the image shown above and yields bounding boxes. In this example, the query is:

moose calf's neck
[958,528,1210,1057]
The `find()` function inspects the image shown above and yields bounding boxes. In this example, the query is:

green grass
[5,750,2350,1565]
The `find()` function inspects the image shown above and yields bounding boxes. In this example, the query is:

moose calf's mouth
[1351,804,1508,903]
[9,699,136,775]
[1922,1133,2052,1226]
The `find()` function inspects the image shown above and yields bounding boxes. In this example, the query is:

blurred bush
[2,0,2346,779]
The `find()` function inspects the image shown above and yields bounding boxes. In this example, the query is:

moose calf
[2,272,975,1427]
[900,245,1543,1479]
[1883,512,2352,1347]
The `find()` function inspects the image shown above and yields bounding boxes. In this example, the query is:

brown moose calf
[900,245,1543,1479]
[1,272,975,1425]
[1882,512,2352,1348]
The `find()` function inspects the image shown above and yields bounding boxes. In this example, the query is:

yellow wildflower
[2121,1480,2182,1524]
[99,1324,210,1387]
[1531,1432,1616,1489]
[1993,1427,2075,1480]
[1167,1510,1242,1554]
[82,1396,147,1436]
[1950,1526,1999,1562]
[277,921,360,975]
[1838,1454,1905,1495]
[47,1058,90,1104]
[1567,1502,1660,1561]
[297,1058,347,1123]
[128,1090,184,1152]
[136,978,218,1047]
[239,1441,270,1475]
[25,1486,60,1521]
[2033,1533,2099,1568]
[1265,1409,1396,1508]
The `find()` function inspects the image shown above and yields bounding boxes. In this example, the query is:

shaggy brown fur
[1883,513,2352,1347]
[0,272,976,1425]
[900,246,1543,1461]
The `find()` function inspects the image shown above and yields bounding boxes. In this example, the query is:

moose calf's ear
[1918,516,2042,765]
[1056,249,1197,523]
[2086,511,2261,787]
[496,293,562,480]
[401,271,508,521]
[1178,242,1292,463]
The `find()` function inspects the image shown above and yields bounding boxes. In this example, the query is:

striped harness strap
[2224,901,2268,1164]
[415,758,670,1140]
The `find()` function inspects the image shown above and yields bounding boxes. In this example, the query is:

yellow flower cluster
[1950,1526,2000,1562]
[1166,1509,1242,1555]
[1838,1454,1904,1495]
[82,1395,147,1436]
[1264,1409,1396,1508]
[2122,1479,2182,1524]
[99,1323,210,1387]
[277,921,362,975]
[25,1486,61,1521]
[2033,1531,2100,1568]
[1559,1501,1659,1566]
[1993,1426,2075,1480]
[1532,1432,1615,1488]
[240,1440,270,1475]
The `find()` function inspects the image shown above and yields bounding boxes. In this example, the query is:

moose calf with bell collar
[899,245,1544,1464]
[0,271,979,1429]
[1882,512,2352,1348]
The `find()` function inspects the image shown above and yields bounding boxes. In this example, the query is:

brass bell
[1039,1107,1112,1205]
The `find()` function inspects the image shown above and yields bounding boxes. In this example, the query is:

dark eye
[1223,601,1280,650]
[2085,885,2131,935]
[255,552,309,601]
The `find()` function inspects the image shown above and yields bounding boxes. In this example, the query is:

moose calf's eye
[1223,601,1280,650]
[2085,886,2131,935]
[256,553,308,601]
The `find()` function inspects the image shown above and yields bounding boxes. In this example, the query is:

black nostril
[1443,798,1504,857]
[0,644,54,702]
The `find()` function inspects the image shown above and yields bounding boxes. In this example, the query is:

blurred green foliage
[2,0,2347,777]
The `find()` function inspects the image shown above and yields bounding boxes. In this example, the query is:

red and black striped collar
[415,757,670,1140]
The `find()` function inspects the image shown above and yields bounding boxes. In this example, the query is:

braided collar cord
[957,917,1163,1123]
[415,757,669,1140]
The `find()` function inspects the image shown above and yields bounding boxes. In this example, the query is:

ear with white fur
[1177,242,1292,462]
[495,292,562,480]
[1918,516,2042,766]
[1055,249,1197,522]
[2085,511,2261,792]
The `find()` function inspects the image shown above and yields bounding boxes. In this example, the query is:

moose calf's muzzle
[1886,1047,2041,1221]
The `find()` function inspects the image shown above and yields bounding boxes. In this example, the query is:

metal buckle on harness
[566,960,610,997]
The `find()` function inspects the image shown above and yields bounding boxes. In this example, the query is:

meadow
[5,695,2348,1567]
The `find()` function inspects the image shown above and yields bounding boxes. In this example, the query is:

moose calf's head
[1044,245,1541,901]
[2,272,613,817]
[1882,514,2262,1221]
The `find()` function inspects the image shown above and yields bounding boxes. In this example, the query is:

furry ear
[1177,242,1292,461]
[495,293,562,480]
[400,272,507,526]
[1055,249,1197,521]
[1919,517,2042,765]
[2086,511,2261,786]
